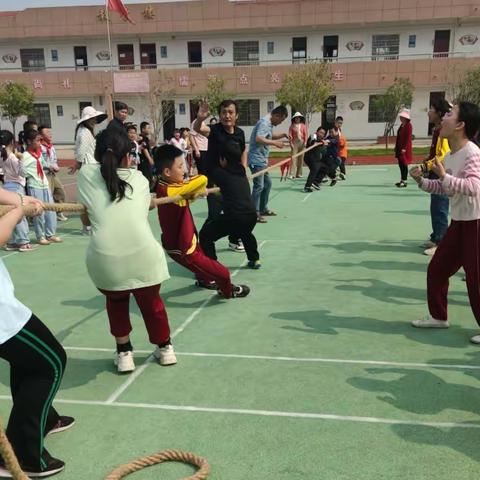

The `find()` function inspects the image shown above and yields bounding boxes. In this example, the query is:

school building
[0,0,479,143]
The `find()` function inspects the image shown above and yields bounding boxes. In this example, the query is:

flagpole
[105,0,115,119]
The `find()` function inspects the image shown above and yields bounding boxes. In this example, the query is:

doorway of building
[74,46,88,71]
[140,43,156,69]
[322,96,337,127]
[323,36,338,61]
[433,30,450,58]
[118,44,134,70]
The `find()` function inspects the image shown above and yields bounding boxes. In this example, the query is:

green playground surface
[1,165,479,479]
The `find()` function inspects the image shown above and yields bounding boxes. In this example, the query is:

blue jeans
[430,194,449,244]
[28,187,57,240]
[250,165,272,215]
[3,182,30,245]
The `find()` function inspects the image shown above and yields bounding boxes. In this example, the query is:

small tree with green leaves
[194,75,232,117]
[0,82,35,137]
[275,61,333,125]
[372,77,414,148]
[454,65,480,105]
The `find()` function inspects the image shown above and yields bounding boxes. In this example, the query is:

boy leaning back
[154,144,250,298]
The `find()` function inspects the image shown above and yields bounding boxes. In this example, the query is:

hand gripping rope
[0,143,318,219]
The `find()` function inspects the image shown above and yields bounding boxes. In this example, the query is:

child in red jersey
[154,144,250,298]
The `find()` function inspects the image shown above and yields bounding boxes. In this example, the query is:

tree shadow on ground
[332,278,468,308]
[313,241,421,255]
[270,309,477,349]
[347,367,480,416]
[392,423,480,464]
[332,260,428,273]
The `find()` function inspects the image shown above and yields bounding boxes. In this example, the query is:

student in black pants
[303,127,328,192]
[0,186,73,478]
[200,157,260,269]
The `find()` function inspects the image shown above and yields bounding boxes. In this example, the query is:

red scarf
[27,147,45,181]
[41,139,53,160]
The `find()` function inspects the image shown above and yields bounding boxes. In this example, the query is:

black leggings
[0,314,66,470]
[398,159,408,181]
[200,214,259,262]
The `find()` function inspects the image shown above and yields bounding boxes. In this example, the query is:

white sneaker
[422,240,436,249]
[82,225,92,236]
[153,344,177,366]
[424,246,437,256]
[229,241,245,252]
[114,351,135,373]
[470,334,480,344]
[411,314,450,328]
[57,213,68,221]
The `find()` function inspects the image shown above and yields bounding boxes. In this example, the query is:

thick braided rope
[105,449,210,480]
[0,419,29,480]
[0,144,318,219]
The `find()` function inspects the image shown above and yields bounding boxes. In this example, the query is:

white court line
[63,347,480,371]
[301,193,313,203]
[105,240,267,404]
[0,395,477,429]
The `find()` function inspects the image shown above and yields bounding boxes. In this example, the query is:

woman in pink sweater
[288,112,308,178]
[410,102,480,344]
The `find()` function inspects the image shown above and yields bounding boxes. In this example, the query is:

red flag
[107,0,134,24]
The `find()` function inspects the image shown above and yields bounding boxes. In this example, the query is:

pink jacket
[420,141,480,221]
[289,123,308,144]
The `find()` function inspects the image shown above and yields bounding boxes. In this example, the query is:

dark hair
[329,126,339,132]
[430,98,451,118]
[218,99,238,114]
[95,129,133,202]
[114,101,129,112]
[23,120,37,131]
[25,129,40,145]
[271,105,288,117]
[316,126,327,133]
[126,124,137,133]
[38,125,49,134]
[140,121,150,131]
[153,144,184,175]
[458,102,480,140]
[0,130,14,161]
[74,120,94,141]
[335,116,344,122]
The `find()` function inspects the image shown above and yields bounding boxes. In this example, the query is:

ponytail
[95,129,132,202]
[0,130,14,161]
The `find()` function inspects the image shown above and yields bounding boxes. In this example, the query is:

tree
[0,82,35,137]
[454,65,480,105]
[194,75,232,118]
[275,61,333,125]
[372,77,414,148]
[148,71,176,142]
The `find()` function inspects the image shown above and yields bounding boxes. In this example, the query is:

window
[31,104,51,127]
[20,48,45,72]
[51,49,58,62]
[267,41,274,55]
[56,105,63,117]
[160,46,168,58]
[371,34,399,60]
[179,103,186,115]
[267,101,274,113]
[292,37,307,63]
[233,41,259,66]
[79,101,92,117]
[236,99,260,126]
[368,95,386,123]
[408,35,416,48]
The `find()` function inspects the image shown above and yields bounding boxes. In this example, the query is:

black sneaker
[47,416,75,436]
[303,187,313,193]
[311,183,321,190]
[339,173,346,180]
[195,280,218,290]
[232,284,251,298]
[247,260,261,270]
[330,179,337,187]
[0,457,66,478]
